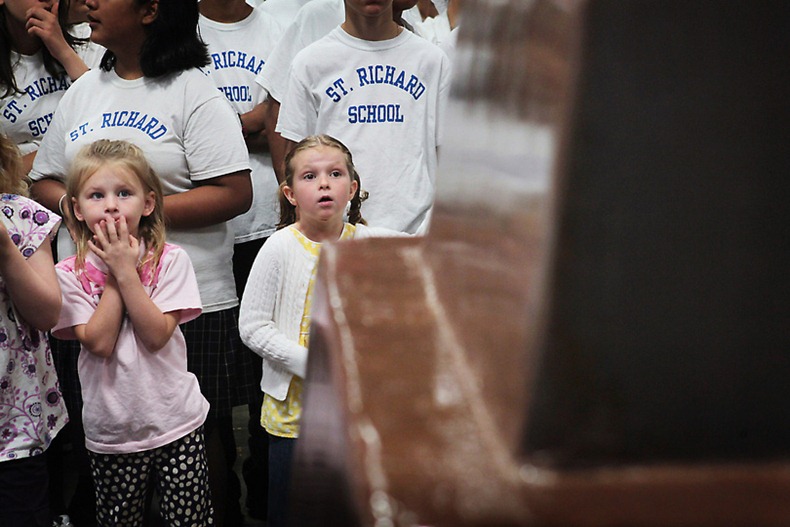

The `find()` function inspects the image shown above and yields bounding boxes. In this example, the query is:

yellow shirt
[261,224,356,437]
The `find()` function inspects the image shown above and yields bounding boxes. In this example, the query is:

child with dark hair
[1,0,98,173]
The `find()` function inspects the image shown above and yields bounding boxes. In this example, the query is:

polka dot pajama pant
[88,426,214,526]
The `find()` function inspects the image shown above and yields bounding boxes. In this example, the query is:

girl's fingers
[87,239,104,257]
[128,232,140,250]
[25,6,55,33]
[25,6,52,22]
[104,217,120,242]
[93,221,108,245]
[117,215,129,239]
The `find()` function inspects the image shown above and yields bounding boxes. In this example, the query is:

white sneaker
[52,515,75,527]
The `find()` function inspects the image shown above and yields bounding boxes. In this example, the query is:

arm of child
[241,101,267,137]
[0,226,61,331]
[264,99,289,184]
[72,278,123,358]
[240,315,308,379]
[239,245,308,379]
[91,216,179,352]
[162,171,252,229]
[115,273,181,353]
[22,151,37,176]
[29,178,67,217]
[241,101,270,154]
[25,2,90,81]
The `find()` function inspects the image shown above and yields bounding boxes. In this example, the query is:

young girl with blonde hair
[29,1,255,519]
[239,134,398,527]
[53,139,213,526]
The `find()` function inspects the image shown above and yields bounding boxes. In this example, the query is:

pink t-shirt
[53,243,208,454]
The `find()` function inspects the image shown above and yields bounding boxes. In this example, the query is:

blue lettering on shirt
[210,51,265,75]
[100,111,168,140]
[356,65,426,100]
[27,112,54,137]
[24,75,71,102]
[218,85,253,103]
[347,104,404,124]
[68,122,90,142]
[325,78,350,102]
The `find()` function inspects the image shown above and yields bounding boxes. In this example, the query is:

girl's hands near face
[26,2,71,58]
[88,216,140,281]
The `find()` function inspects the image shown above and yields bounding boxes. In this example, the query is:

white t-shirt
[408,9,453,46]
[29,67,250,311]
[70,22,106,69]
[53,244,208,454]
[199,10,283,242]
[255,0,344,104]
[440,26,459,61]
[276,27,451,233]
[0,52,73,157]
[0,31,104,158]
[255,0,312,28]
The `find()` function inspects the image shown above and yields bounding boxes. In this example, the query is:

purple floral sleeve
[1,194,61,259]
[0,193,67,461]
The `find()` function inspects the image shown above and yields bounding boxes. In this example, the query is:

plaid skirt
[180,307,259,419]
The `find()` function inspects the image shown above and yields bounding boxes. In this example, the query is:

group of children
[0,0,456,525]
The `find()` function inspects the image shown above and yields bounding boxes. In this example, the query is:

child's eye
[89,192,103,200]
[302,173,315,180]
[118,190,131,198]
[330,170,343,178]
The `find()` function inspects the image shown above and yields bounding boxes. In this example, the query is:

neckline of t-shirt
[198,10,257,31]
[12,49,44,62]
[335,25,411,52]
[106,69,150,88]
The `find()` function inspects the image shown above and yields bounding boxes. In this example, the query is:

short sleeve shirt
[0,195,66,461]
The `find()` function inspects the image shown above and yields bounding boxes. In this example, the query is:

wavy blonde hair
[0,135,29,196]
[67,140,166,273]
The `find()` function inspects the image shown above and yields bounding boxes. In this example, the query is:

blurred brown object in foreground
[290,1,790,525]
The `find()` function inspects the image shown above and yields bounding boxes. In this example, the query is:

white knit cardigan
[239,223,397,401]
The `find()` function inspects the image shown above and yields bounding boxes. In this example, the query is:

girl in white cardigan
[239,134,395,526]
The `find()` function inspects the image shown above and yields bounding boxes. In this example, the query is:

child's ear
[283,185,297,207]
[348,179,359,201]
[141,0,159,25]
[142,191,156,217]
[71,197,84,222]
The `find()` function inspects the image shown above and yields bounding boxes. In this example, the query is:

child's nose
[104,196,118,211]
